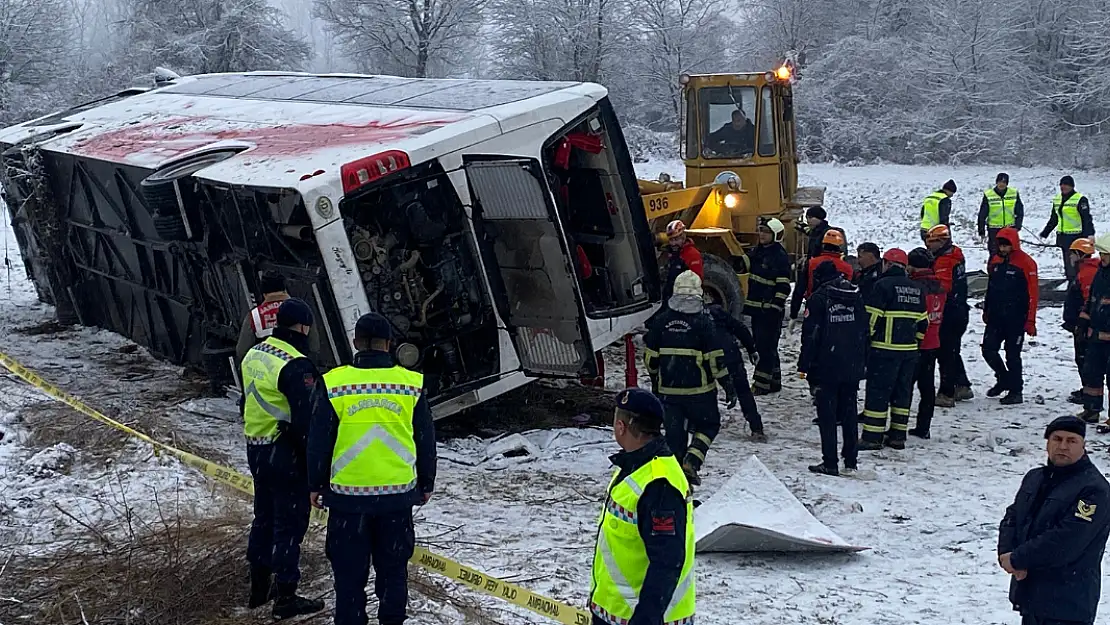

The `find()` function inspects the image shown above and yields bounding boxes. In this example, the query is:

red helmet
[882,248,909,265]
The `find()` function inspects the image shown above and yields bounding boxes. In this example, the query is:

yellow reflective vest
[921,191,947,230]
[590,455,696,625]
[240,337,304,445]
[1053,192,1085,234]
[984,187,1018,228]
[323,365,423,496]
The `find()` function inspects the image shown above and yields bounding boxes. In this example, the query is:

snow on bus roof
[0,72,604,188]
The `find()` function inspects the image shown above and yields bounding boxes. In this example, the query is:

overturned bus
[0,72,660,418]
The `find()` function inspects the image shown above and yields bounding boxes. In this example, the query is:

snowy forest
[3,0,1108,165]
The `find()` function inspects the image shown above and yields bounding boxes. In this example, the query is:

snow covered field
[2,163,1109,624]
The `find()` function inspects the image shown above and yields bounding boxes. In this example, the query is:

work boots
[1078,408,1102,424]
[271,583,324,621]
[954,386,974,401]
[908,428,931,440]
[1000,392,1024,405]
[934,394,956,408]
[1069,390,1086,405]
[247,565,272,609]
[986,382,1008,398]
[808,463,838,477]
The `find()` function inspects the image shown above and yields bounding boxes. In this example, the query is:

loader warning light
[341,150,411,195]
[775,65,792,81]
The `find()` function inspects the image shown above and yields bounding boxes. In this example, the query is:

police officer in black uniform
[644,270,730,485]
[999,416,1110,625]
[799,261,868,476]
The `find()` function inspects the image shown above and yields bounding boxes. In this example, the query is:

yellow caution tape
[0,350,590,625]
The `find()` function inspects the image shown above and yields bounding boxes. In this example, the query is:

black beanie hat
[996,172,1009,183]
[1045,415,1086,440]
[259,270,286,295]
[942,179,957,193]
[908,248,933,269]
[276,298,314,328]
[807,206,827,221]
[1061,175,1075,187]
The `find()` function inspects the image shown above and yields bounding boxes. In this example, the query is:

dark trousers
[751,311,782,392]
[815,381,859,469]
[987,227,1003,257]
[938,309,971,396]
[982,323,1025,393]
[1074,331,1088,387]
[862,350,919,442]
[1058,233,1083,284]
[914,349,938,433]
[726,361,763,431]
[1081,340,1110,411]
[1021,615,1092,625]
[663,396,721,472]
[246,445,310,585]
[327,509,416,625]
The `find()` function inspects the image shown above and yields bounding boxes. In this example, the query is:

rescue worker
[798,261,868,476]
[927,225,974,406]
[800,207,845,261]
[589,388,695,625]
[706,296,766,441]
[644,270,729,485]
[789,229,853,328]
[853,242,882,304]
[1040,175,1094,285]
[920,179,957,241]
[661,220,703,302]
[860,248,927,451]
[240,298,327,618]
[742,217,792,395]
[983,227,1039,406]
[998,416,1110,625]
[1064,238,1098,405]
[908,248,945,439]
[235,271,320,367]
[1077,234,1110,427]
[307,312,437,625]
[978,173,1024,257]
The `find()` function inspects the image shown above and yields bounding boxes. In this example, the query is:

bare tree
[314,0,485,77]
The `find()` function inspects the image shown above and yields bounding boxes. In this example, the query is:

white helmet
[761,218,785,242]
[672,270,703,297]
[1095,233,1110,255]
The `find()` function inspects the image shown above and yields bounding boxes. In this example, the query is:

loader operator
[589,388,695,625]
[1040,175,1095,285]
[860,249,927,451]
[239,298,327,619]
[308,312,437,625]
[743,217,792,395]
[920,180,957,241]
[705,108,755,157]
[235,271,320,368]
[644,270,729,486]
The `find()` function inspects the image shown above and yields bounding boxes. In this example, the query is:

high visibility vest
[984,187,1018,228]
[921,191,947,230]
[324,365,423,496]
[1053,192,1085,234]
[240,337,304,445]
[590,455,696,625]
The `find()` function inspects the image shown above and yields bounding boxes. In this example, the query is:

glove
[798,371,807,380]
[1025,322,1037,337]
[720,378,738,409]
[747,350,760,366]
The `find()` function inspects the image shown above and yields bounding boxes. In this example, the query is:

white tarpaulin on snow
[694,456,868,554]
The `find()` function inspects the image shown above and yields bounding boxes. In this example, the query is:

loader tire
[701,253,745,320]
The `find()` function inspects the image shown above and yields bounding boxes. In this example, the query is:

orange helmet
[1070,237,1095,256]
[926,224,951,242]
[666,220,687,238]
[821,229,845,247]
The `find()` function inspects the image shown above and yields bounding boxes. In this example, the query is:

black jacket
[644,307,728,400]
[1086,264,1110,339]
[978,187,1025,236]
[1040,191,1094,239]
[804,220,846,261]
[707,304,755,366]
[852,262,882,305]
[799,275,868,385]
[999,455,1110,622]
[307,350,437,515]
[865,266,928,351]
[243,327,333,471]
[742,242,792,317]
[600,437,689,625]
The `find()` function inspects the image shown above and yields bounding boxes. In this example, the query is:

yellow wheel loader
[640,64,826,318]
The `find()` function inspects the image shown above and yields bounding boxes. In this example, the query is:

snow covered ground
[2,164,1110,624]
